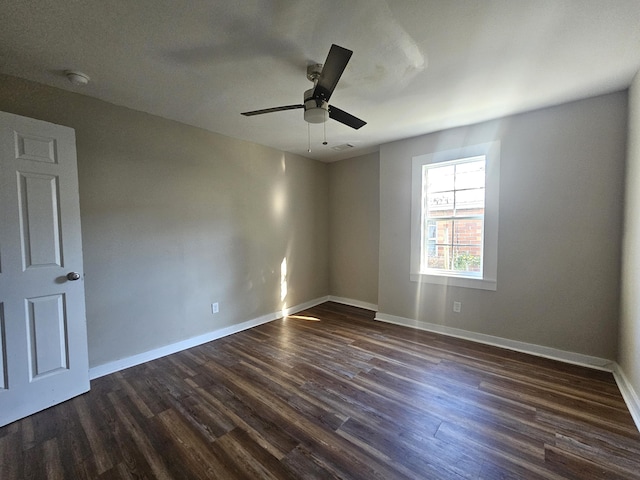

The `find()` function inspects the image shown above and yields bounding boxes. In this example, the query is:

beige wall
[379,93,627,360]
[328,152,380,305]
[620,73,640,405]
[0,74,329,368]
[1,72,632,373]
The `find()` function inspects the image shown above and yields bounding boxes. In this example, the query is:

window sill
[410,272,497,291]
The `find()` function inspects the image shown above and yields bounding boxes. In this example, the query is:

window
[421,157,485,275]
[410,142,500,290]
[426,220,437,256]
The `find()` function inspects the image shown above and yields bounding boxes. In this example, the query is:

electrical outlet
[211,302,219,314]
[453,301,461,313]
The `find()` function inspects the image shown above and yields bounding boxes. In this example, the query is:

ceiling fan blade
[241,104,304,116]
[328,105,366,130]
[312,44,353,102]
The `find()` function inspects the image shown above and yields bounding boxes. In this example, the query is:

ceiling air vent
[331,143,355,152]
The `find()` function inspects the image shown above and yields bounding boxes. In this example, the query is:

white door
[0,111,89,427]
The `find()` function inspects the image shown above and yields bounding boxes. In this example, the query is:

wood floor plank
[22,441,47,480]
[544,444,632,480]
[74,395,115,475]
[0,432,21,479]
[480,380,638,437]
[434,421,566,480]
[281,444,346,480]
[42,438,65,480]
[19,416,36,451]
[154,409,241,480]
[106,392,174,480]
[55,400,99,479]
[337,416,481,479]
[553,431,640,478]
[193,385,295,461]
[1,301,639,479]
[213,427,298,480]
[231,359,347,430]
[117,368,169,417]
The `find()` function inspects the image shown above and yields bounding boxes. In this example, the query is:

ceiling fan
[241,44,366,130]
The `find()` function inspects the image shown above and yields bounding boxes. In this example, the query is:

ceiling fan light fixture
[303,90,328,124]
[304,106,328,124]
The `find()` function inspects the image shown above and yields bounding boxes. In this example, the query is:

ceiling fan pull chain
[323,110,328,145]
[308,122,311,153]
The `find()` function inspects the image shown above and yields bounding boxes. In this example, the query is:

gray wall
[620,73,640,403]
[378,92,627,360]
[0,74,329,368]
[328,152,380,306]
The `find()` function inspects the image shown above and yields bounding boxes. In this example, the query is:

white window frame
[410,141,500,291]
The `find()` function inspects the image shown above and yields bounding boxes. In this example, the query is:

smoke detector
[64,70,90,86]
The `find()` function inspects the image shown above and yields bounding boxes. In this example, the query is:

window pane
[427,220,437,240]
[427,244,452,270]
[423,219,452,271]
[452,246,482,273]
[426,220,437,256]
[425,164,454,193]
[453,218,483,248]
[427,190,454,216]
[430,219,453,244]
[455,188,485,212]
[455,159,485,190]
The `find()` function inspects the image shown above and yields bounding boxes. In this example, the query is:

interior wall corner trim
[328,296,378,312]
[613,364,640,432]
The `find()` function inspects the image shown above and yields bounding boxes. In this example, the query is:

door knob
[66,272,81,281]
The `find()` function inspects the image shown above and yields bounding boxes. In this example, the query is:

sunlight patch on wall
[280,257,288,318]
[280,257,288,302]
[273,188,286,220]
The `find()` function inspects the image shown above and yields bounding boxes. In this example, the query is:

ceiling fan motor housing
[303,88,328,124]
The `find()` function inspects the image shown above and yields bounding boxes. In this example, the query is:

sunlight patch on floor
[286,315,321,322]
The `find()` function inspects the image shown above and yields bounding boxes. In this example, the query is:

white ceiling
[2,1,640,161]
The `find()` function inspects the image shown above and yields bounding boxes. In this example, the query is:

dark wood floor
[1,302,639,479]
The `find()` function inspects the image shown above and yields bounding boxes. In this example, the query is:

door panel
[0,111,89,427]
[27,294,69,378]
[18,172,63,269]
[14,131,58,164]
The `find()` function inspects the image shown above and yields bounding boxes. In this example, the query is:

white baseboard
[613,365,640,432]
[281,296,330,316]
[328,295,378,312]
[374,312,615,372]
[89,296,329,380]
